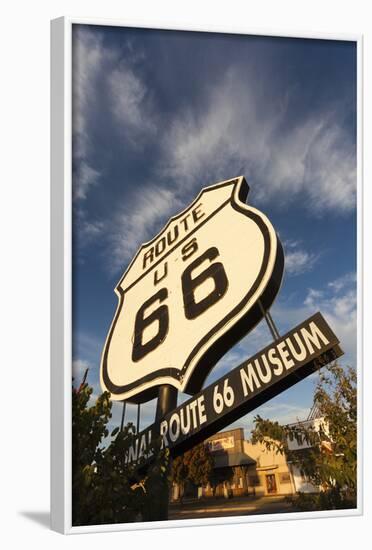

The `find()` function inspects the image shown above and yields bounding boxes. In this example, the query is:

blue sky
[71,25,357,438]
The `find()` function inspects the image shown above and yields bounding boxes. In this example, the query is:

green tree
[171,454,189,503]
[250,362,357,511]
[209,467,234,498]
[72,373,169,526]
[171,443,214,501]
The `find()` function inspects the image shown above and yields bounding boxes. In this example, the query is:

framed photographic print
[51,17,362,534]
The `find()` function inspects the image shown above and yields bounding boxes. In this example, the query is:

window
[265,474,277,494]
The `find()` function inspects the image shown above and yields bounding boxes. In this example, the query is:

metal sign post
[258,299,280,341]
[136,404,141,435]
[156,385,178,422]
[120,401,126,431]
[150,385,178,520]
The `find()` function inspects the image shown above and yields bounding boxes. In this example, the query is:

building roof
[213,451,256,469]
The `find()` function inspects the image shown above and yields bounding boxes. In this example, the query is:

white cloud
[73,331,104,369]
[72,358,90,384]
[72,29,108,201]
[305,285,357,362]
[283,241,318,275]
[328,272,357,293]
[161,67,274,190]
[81,219,105,239]
[106,185,183,273]
[72,29,156,203]
[73,162,101,201]
[72,29,166,269]
[73,30,106,140]
[74,208,105,248]
[72,38,356,275]
[273,271,357,364]
[304,122,356,212]
[160,67,356,213]
[108,68,156,145]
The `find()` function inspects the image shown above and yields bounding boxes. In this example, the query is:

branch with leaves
[171,443,214,501]
[250,363,357,510]
[72,375,169,525]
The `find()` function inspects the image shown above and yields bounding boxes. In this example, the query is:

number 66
[132,247,228,362]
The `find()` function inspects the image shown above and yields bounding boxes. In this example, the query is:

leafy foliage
[250,362,357,510]
[171,443,214,501]
[208,466,234,497]
[72,374,169,526]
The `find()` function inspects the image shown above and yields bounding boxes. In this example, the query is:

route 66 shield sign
[100,176,284,403]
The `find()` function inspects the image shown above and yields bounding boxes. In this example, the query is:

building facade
[171,416,328,501]
[202,428,296,498]
[172,427,297,500]
[286,417,328,493]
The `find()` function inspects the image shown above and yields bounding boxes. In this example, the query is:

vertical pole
[258,300,299,494]
[136,404,141,434]
[155,385,178,422]
[120,401,126,431]
[258,300,280,340]
[146,384,178,521]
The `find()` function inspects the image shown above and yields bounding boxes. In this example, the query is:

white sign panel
[208,436,235,452]
[100,177,284,402]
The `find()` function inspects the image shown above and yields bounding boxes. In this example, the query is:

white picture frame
[51,16,363,534]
